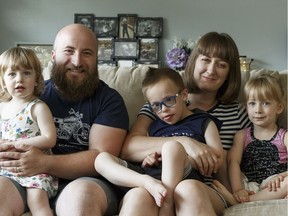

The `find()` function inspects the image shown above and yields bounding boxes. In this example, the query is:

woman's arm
[121,114,220,175]
[0,123,127,179]
[204,121,224,175]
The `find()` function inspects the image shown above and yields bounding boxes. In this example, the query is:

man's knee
[0,177,26,215]
[56,178,119,216]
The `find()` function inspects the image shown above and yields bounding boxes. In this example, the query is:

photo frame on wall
[74,13,94,30]
[139,38,159,61]
[98,38,113,61]
[94,17,118,37]
[117,14,137,39]
[136,17,163,38]
[17,43,53,68]
[112,39,139,59]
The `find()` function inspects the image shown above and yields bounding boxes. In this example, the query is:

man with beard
[0,24,129,216]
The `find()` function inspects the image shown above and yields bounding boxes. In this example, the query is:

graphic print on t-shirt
[54,108,90,146]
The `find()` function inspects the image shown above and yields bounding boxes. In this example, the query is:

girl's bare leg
[27,188,53,216]
[213,176,288,205]
[249,176,288,201]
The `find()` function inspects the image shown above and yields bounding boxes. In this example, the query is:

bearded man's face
[50,61,99,101]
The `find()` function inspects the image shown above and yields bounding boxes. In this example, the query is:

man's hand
[0,144,46,177]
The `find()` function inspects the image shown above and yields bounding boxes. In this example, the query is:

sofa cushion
[223,199,288,216]
[98,65,150,129]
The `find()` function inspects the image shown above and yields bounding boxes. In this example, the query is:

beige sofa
[98,65,287,216]
[23,65,287,215]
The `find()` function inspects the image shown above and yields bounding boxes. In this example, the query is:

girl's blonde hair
[244,74,286,111]
[0,47,44,101]
[184,32,241,104]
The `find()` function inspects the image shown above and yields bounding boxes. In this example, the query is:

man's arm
[0,124,127,179]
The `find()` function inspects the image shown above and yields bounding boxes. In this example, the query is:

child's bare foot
[143,175,167,207]
[211,180,238,206]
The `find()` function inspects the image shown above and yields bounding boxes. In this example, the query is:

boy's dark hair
[142,67,185,97]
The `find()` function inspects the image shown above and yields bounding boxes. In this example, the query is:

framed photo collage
[74,13,163,67]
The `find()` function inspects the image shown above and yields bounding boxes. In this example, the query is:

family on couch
[0,23,286,216]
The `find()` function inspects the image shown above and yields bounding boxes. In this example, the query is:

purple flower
[166,47,189,70]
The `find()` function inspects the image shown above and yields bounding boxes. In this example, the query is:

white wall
[0,0,287,70]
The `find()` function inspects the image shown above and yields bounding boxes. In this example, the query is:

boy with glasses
[95,68,223,216]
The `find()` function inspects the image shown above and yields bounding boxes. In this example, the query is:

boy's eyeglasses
[149,93,180,113]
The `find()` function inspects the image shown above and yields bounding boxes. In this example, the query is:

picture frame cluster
[74,13,163,67]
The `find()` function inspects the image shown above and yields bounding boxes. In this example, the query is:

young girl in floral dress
[0,47,57,215]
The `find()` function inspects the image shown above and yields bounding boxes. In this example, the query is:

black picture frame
[98,38,113,61]
[74,13,94,30]
[136,17,163,38]
[94,17,118,38]
[112,39,139,59]
[139,38,159,61]
[117,14,137,39]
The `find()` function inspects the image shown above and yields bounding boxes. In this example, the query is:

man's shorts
[10,179,29,212]
[12,176,120,216]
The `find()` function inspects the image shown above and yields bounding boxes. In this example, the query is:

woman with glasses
[95,68,223,216]
[120,32,251,216]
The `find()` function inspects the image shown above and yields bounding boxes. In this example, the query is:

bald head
[53,24,97,52]
[50,24,100,101]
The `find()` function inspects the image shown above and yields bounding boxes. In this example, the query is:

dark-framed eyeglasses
[149,93,180,113]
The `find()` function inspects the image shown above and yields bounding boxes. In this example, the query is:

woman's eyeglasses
[149,93,180,113]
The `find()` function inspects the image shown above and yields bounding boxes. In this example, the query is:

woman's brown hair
[184,32,241,104]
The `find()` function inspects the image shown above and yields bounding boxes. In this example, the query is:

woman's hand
[180,137,220,176]
[0,144,46,177]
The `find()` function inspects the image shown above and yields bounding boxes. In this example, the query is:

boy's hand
[141,152,161,167]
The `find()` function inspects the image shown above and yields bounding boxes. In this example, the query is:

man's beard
[50,62,99,101]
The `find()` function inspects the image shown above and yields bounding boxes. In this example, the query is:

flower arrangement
[166,37,197,70]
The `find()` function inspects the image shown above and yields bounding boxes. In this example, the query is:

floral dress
[0,99,58,198]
